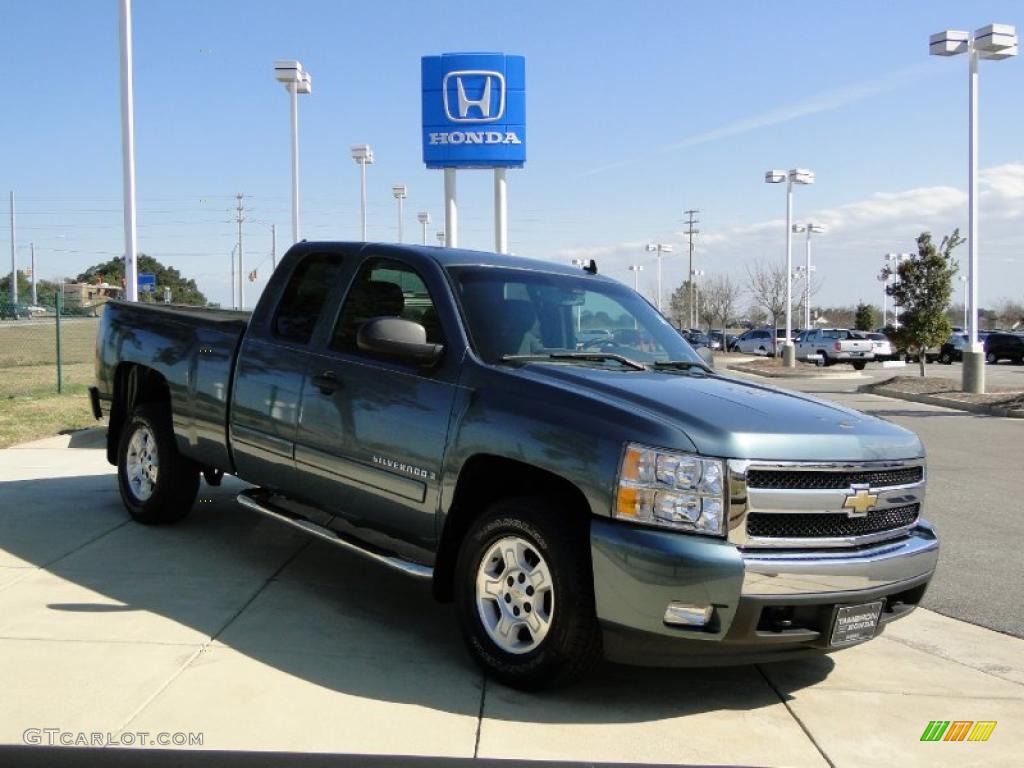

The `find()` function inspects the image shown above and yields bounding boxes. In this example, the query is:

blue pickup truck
[90,243,938,688]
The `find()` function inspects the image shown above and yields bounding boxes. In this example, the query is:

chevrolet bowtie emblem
[843,487,878,518]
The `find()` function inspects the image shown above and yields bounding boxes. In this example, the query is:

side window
[272,254,344,344]
[330,258,443,353]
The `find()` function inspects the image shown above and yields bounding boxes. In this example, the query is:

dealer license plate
[830,601,883,646]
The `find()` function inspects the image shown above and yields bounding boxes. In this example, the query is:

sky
[1,0,1022,310]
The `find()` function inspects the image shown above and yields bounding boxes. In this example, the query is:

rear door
[230,252,347,506]
[293,253,463,562]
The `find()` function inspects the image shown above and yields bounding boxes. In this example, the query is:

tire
[454,497,601,689]
[852,361,867,371]
[940,352,951,364]
[117,403,199,525]
[986,351,997,365]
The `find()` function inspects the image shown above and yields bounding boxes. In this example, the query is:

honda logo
[443,70,505,123]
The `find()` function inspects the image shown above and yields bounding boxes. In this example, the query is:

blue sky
[2,0,1022,309]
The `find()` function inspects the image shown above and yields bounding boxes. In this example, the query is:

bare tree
[699,274,742,338]
[746,259,788,353]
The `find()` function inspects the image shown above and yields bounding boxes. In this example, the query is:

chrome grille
[746,504,920,539]
[746,466,922,490]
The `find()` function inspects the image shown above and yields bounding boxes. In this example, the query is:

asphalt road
[729,365,1024,639]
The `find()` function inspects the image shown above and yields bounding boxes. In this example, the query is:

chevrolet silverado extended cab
[795,328,875,369]
[91,243,938,688]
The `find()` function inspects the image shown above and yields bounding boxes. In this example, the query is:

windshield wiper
[500,353,647,371]
[651,360,712,373]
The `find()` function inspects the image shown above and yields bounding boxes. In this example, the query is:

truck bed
[95,301,250,471]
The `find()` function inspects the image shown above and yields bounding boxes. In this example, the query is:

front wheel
[454,498,601,689]
[117,403,199,525]
[852,361,867,370]
[986,352,997,365]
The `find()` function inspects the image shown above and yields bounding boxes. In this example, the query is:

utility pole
[235,194,245,309]
[8,191,15,304]
[270,223,277,270]
[30,242,36,306]
[683,209,700,328]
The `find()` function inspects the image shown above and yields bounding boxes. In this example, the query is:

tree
[668,279,695,330]
[882,230,963,377]
[745,259,787,353]
[0,271,64,307]
[75,254,206,305]
[854,302,874,331]
[699,274,742,339]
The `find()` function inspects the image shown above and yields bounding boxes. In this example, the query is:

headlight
[614,443,726,536]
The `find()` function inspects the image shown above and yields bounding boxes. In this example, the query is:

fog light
[664,602,713,627]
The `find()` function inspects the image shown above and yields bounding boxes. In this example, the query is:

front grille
[746,466,922,490]
[746,503,920,539]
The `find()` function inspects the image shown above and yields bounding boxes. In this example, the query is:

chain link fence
[0,296,99,399]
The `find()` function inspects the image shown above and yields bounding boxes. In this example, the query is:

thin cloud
[583,63,936,177]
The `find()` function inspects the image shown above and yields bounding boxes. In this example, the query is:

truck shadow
[0,472,835,725]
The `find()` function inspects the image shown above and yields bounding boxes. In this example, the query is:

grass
[0,318,101,446]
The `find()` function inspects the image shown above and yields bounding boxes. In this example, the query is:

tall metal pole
[783,180,794,365]
[964,39,984,393]
[30,242,36,306]
[804,229,812,329]
[397,196,404,243]
[657,253,663,314]
[683,209,699,327]
[962,277,969,329]
[359,163,368,240]
[289,82,300,243]
[236,194,245,309]
[230,245,237,310]
[119,0,138,302]
[444,168,458,248]
[8,191,15,305]
[494,168,508,254]
[421,219,428,245]
[271,223,277,270]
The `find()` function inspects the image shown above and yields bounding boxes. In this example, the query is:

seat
[333,280,405,350]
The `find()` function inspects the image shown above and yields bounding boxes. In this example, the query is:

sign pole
[444,168,458,248]
[494,168,508,254]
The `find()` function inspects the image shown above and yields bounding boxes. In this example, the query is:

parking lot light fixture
[351,144,374,240]
[628,264,644,292]
[391,185,407,243]
[765,169,814,366]
[645,243,674,314]
[792,222,825,329]
[931,22,1017,394]
[417,211,431,245]
[884,253,913,329]
[436,230,445,246]
[274,60,311,244]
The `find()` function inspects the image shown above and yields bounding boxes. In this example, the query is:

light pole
[958,274,969,329]
[884,253,913,329]
[230,243,238,310]
[931,23,1017,393]
[691,269,705,329]
[273,60,311,244]
[765,168,814,366]
[436,231,445,247]
[570,259,589,331]
[392,185,407,243]
[417,212,431,245]
[792,222,825,330]
[645,243,673,315]
[628,264,644,292]
[119,0,138,301]
[877,274,889,327]
[351,144,374,240]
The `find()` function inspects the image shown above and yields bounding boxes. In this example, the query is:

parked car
[708,331,736,352]
[683,330,712,349]
[904,344,941,364]
[0,302,31,320]
[984,332,1024,364]
[794,328,874,369]
[938,333,969,364]
[91,243,937,688]
[865,332,895,362]
[733,328,776,355]
[576,329,614,348]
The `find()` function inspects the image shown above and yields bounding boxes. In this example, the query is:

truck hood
[512,364,923,461]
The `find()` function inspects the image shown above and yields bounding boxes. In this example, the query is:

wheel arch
[107,363,172,465]
[433,454,592,602]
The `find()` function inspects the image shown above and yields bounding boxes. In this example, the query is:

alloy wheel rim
[475,535,554,655]
[125,425,159,502]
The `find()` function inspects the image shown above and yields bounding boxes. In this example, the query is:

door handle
[312,370,340,395]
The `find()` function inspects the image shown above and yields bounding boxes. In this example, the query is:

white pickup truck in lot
[795,329,875,370]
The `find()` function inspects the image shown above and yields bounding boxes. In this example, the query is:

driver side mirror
[357,317,444,367]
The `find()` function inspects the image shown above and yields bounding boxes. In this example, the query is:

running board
[236,489,433,580]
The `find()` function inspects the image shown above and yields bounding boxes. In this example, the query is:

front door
[294,255,461,563]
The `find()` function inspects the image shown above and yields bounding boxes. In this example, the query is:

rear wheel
[939,352,951,364]
[454,497,601,689]
[986,351,997,365]
[852,361,867,371]
[117,403,199,525]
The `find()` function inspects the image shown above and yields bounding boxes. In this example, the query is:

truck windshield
[447,266,701,366]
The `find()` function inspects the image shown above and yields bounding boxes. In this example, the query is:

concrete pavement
[1,430,1022,766]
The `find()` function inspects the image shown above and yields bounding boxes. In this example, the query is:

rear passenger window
[273,254,343,344]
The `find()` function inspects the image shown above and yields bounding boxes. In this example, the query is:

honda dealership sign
[421,53,526,169]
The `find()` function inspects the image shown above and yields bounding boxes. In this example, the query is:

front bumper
[591,517,938,666]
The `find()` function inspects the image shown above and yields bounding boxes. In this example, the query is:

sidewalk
[1,430,1021,766]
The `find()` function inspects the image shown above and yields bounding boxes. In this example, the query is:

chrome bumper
[741,523,939,596]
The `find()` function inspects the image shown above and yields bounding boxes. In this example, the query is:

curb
[724,363,865,380]
[860,385,1024,418]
